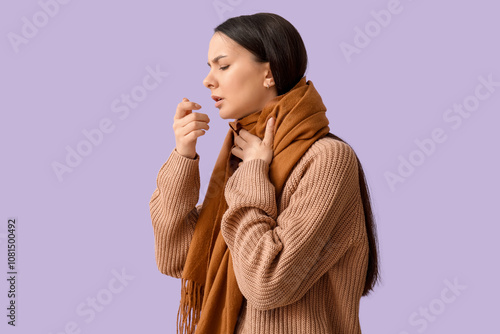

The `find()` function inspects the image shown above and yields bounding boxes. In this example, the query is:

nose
[203,70,216,89]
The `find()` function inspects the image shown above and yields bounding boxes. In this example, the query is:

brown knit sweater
[149,135,369,334]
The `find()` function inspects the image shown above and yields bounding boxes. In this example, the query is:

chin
[218,108,234,120]
[218,109,228,120]
[218,104,248,121]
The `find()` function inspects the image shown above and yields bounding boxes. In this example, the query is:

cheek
[224,74,251,103]
[234,72,260,97]
[225,71,247,91]
[222,66,264,114]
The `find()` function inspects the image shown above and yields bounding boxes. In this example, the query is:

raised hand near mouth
[173,97,210,159]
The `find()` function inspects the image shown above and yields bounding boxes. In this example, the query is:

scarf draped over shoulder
[177,76,331,334]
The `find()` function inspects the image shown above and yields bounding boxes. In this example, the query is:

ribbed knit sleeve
[221,140,360,311]
[149,148,203,278]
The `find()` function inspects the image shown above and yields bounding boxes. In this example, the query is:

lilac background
[1,0,499,333]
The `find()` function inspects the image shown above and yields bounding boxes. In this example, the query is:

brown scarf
[177,76,331,334]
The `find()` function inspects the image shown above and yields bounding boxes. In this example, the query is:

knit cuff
[162,147,199,173]
[154,148,199,190]
[224,158,277,218]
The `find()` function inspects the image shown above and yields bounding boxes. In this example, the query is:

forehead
[207,32,242,58]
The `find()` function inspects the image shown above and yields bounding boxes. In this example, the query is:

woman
[149,12,380,334]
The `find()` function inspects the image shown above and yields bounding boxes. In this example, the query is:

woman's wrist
[175,148,197,160]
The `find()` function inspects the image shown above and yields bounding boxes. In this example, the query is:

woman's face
[203,32,276,120]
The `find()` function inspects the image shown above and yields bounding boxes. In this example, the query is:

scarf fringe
[177,278,204,334]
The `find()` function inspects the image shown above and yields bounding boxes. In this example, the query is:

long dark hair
[214,12,380,296]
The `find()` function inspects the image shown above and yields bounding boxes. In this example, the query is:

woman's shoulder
[285,135,359,190]
[282,134,360,203]
[299,134,358,168]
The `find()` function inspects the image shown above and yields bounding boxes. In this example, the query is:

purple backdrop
[1,0,498,333]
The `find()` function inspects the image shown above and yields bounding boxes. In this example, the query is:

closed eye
[220,65,229,70]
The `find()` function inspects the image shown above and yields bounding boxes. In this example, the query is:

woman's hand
[173,97,210,159]
[232,117,275,166]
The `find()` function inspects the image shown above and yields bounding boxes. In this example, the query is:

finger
[238,129,258,143]
[174,98,201,119]
[174,112,210,134]
[182,120,210,134]
[238,128,248,138]
[231,145,244,158]
[179,112,210,127]
[174,98,190,119]
[233,134,246,148]
[262,117,275,146]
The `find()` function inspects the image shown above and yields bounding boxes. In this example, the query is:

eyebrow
[207,55,228,67]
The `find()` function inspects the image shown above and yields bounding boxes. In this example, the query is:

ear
[262,63,274,88]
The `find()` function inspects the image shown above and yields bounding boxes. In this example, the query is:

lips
[211,95,223,101]
[215,98,224,108]
[212,95,224,108]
